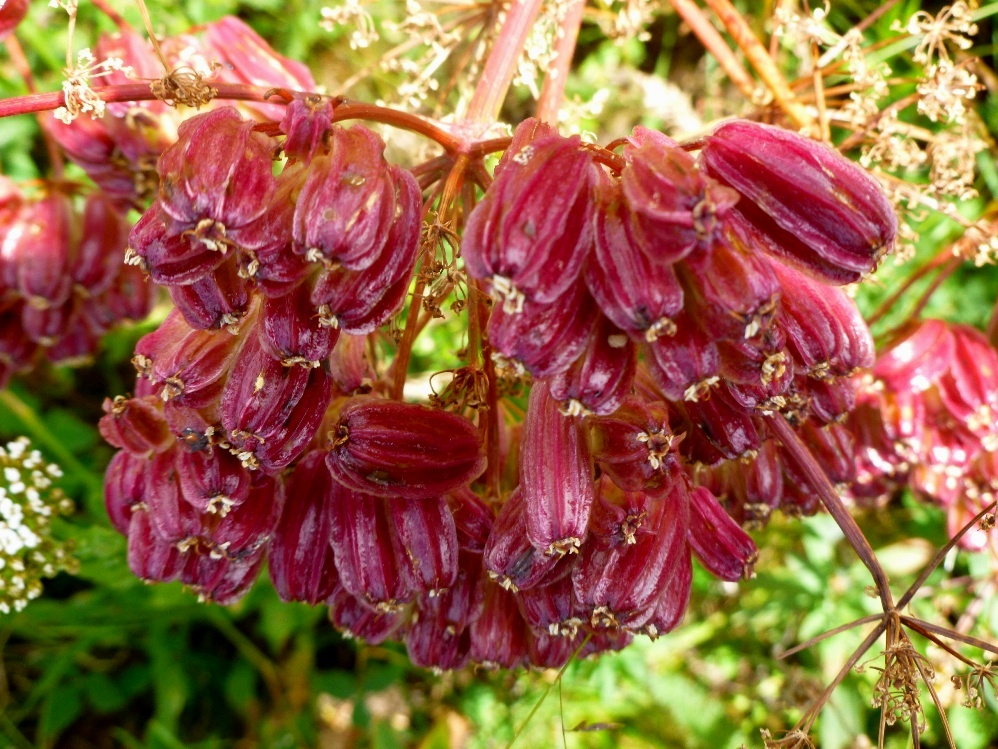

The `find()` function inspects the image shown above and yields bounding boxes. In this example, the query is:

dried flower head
[0,437,76,615]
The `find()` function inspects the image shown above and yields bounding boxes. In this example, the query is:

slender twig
[896,500,997,611]
[901,616,998,658]
[866,247,953,326]
[701,0,814,129]
[667,0,757,102]
[778,613,882,659]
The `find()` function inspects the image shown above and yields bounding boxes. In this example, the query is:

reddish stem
[765,413,894,611]
[465,0,544,123]
[536,0,585,123]
[668,0,757,102]
[0,83,467,152]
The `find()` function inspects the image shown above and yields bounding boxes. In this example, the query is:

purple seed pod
[328,333,376,395]
[105,450,150,535]
[483,488,563,592]
[268,450,338,604]
[518,572,586,637]
[587,397,679,495]
[134,309,240,410]
[469,581,529,669]
[463,123,596,308]
[0,0,29,40]
[572,480,690,631]
[520,381,595,557]
[387,495,459,595]
[695,438,784,526]
[486,278,596,379]
[621,126,739,264]
[674,384,763,464]
[175,445,252,517]
[643,311,722,403]
[588,474,663,545]
[329,483,413,612]
[679,224,780,341]
[293,125,403,271]
[145,449,202,544]
[325,396,485,500]
[548,314,636,417]
[701,120,897,284]
[642,549,692,639]
[804,375,856,424]
[687,486,757,581]
[280,95,337,164]
[157,107,276,232]
[327,584,406,644]
[99,395,174,457]
[71,193,131,295]
[527,630,586,669]
[20,296,74,347]
[13,192,74,308]
[585,188,685,341]
[405,603,471,672]
[168,255,251,331]
[798,421,857,489]
[127,202,227,285]
[445,487,495,553]
[238,165,309,298]
[0,299,37,384]
[262,282,339,365]
[871,319,953,393]
[195,552,266,605]
[775,262,874,379]
[718,325,792,390]
[405,556,483,670]
[308,164,421,334]
[204,16,316,120]
[127,508,185,584]
[221,329,333,472]
[206,470,284,558]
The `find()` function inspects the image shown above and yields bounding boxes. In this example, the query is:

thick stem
[765,412,894,610]
[667,0,757,102]
[535,0,585,123]
[465,0,545,123]
[701,0,814,130]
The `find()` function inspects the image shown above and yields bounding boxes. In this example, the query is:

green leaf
[39,683,84,743]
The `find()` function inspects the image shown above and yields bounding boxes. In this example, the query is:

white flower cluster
[0,437,75,615]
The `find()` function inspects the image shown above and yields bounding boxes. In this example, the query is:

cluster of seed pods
[0,179,151,387]
[95,95,900,670]
[0,10,900,670]
[849,320,998,552]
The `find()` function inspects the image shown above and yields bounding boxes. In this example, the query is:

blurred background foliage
[2,0,998,747]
